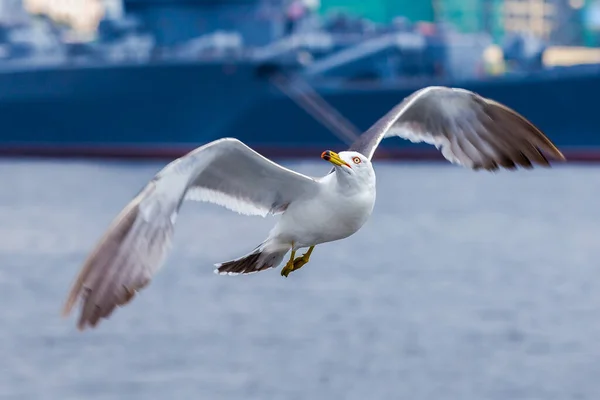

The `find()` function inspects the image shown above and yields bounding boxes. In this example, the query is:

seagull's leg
[290,245,315,274]
[281,248,297,277]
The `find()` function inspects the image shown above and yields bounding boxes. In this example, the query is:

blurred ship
[1,0,600,160]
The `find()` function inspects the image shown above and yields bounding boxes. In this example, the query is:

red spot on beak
[321,150,351,168]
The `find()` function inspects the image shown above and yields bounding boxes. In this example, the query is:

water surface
[0,159,598,400]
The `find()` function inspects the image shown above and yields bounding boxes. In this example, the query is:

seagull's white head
[321,150,375,187]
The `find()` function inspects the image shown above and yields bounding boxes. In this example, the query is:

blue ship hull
[0,60,270,156]
[243,67,600,160]
[0,60,599,161]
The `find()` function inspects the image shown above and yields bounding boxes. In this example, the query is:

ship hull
[0,60,270,157]
[0,61,599,161]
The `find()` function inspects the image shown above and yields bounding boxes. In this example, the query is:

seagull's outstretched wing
[62,138,319,330]
[349,86,565,169]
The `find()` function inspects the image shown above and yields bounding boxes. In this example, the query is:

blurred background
[0,0,599,157]
[1,0,600,399]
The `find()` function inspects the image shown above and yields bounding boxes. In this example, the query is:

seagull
[62,86,565,330]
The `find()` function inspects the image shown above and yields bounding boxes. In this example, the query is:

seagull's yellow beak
[321,150,350,168]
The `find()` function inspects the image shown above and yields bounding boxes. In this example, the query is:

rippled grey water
[0,159,599,400]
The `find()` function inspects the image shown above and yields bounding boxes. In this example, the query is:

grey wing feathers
[183,139,319,216]
[62,138,319,330]
[350,86,565,170]
[62,182,173,330]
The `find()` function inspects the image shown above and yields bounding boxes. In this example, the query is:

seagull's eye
[352,157,361,164]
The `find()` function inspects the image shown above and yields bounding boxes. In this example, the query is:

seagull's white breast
[272,172,376,249]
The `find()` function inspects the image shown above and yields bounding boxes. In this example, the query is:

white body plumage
[269,151,376,251]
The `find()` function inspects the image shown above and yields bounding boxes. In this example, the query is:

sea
[0,159,598,400]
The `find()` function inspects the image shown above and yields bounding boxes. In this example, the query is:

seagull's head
[321,150,374,183]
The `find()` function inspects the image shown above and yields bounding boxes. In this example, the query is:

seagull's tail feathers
[214,241,288,276]
[62,178,183,330]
